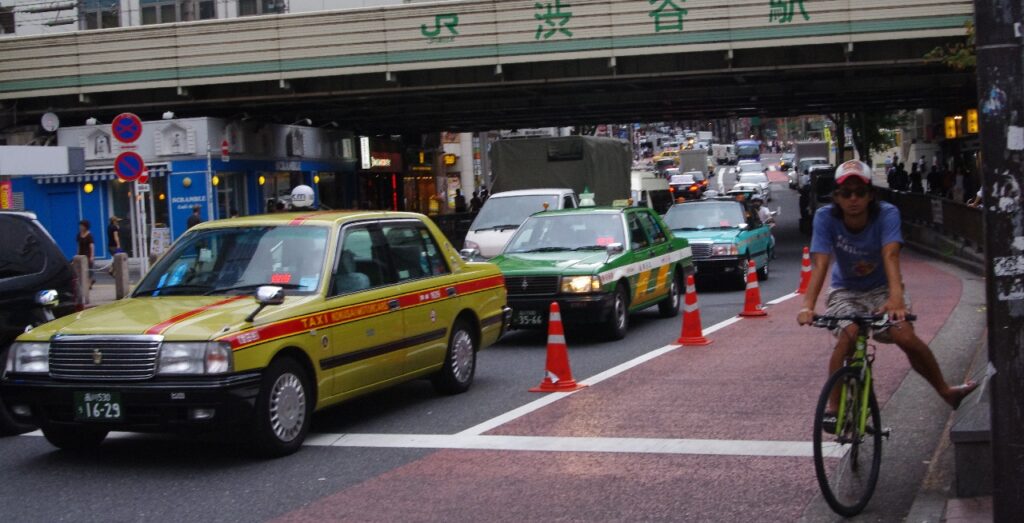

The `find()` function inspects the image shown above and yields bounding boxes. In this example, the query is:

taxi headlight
[561,275,601,294]
[712,244,739,257]
[6,342,49,374]
[158,342,233,375]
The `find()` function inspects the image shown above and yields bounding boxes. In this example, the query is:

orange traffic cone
[530,302,587,393]
[677,274,711,346]
[795,246,812,294]
[739,259,768,317]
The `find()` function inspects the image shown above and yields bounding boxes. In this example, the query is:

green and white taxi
[489,206,693,340]
[661,198,773,286]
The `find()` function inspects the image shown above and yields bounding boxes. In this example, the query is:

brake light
[669,187,675,193]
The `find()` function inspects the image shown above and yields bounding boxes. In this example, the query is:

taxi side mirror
[605,243,625,256]
[246,286,285,322]
[35,289,59,308]
[460,248,480,261]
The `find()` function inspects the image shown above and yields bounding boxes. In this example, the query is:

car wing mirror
[246,285,285,322]
[35,289,59,308]
[605,242,625,256]
[459,247,480,261]
[738,223,749,230]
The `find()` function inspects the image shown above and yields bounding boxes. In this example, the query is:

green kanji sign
[769,0,810,24]
[649,0,688,32]
[535,0,573,40]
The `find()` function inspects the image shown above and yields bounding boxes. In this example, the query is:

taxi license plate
[74,392,123,421]
[514,310,545,327]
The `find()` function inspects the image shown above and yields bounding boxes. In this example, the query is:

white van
[463,188,578,258]
[630,171,672,214]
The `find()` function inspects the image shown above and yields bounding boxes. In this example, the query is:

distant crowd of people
[882,153,979,206]
[453,186,489,213]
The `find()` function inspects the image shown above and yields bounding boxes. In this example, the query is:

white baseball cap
[835,160,872,185]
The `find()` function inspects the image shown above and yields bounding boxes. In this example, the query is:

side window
[332,224,389,296]
[381,222,448,282]
[0,217,45,280]
[637,212,667,244]
[563,195,575,209]
[626,213,650,250]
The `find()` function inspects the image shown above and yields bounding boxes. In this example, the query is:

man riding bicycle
[796,160,977,414]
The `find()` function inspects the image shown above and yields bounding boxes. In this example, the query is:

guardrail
[874,188,984,273]
[431,212,477,251]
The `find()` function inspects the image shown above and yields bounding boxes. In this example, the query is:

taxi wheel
[658,271,682,318]
[251,358,313,458]
[605,285,630,340]
[432,319,477,395]
[41,425,107,450]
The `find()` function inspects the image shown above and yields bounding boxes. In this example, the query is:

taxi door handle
[388,299,400,310]
[446,287,457,297]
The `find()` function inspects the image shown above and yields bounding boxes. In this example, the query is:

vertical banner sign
[0,180,11,209]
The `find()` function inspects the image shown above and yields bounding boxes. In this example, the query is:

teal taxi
[489,206,693,340]
[661,198,773,287]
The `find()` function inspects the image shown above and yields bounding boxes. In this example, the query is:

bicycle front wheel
[812,366,883,517]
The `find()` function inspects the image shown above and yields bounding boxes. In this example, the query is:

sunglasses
[835,187,869,199]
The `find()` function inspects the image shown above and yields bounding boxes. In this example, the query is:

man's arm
[880,241,908,320]
[797,252,831,325]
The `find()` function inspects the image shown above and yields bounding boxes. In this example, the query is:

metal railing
[874,188,984,249]
[429,212,478,251]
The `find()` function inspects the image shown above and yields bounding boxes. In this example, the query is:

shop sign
[443,153,458,166]
[275,160,302,171]
[360,136,371,169]
[945,117,958,140]
[150,227,171,256]
[370,157,392,168]
[966,109,979,134]
[0,180,11,209]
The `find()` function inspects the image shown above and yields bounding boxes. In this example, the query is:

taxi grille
[49,336,162,381]
[690,243,713,259]
[505,276,560,296]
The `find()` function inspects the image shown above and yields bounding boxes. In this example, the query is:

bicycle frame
[835,328,873,437]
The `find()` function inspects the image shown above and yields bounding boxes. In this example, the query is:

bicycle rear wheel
[812,366,883,517]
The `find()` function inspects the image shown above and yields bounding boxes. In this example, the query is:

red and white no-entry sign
[221,139,230,162]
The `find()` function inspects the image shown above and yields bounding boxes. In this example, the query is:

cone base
[529,380,588,393]
[739,309,768,317]
[677,336,712,346]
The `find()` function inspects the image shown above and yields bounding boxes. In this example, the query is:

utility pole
[974,1,1024,520]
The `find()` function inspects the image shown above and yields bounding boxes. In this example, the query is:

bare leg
[888,322,977,408]
[827,324,859,412]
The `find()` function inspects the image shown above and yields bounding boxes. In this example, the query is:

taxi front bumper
[692,256,747,275]
[508,293,615,327]
[0,372,262,432]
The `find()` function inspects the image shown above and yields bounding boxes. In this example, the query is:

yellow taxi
[1,211,510,456]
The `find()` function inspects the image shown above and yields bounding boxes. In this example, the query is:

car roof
[489,189,574,197]
[0,210,39,220]
[193,210,431,230]
[530,206,627,217]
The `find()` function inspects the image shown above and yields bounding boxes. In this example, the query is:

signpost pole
[206,145,215,221]
[974,0,1024,518]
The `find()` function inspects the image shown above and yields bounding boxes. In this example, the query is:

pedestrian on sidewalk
[796,160,978,415]
[187,205,202,228]
[107,216,122,254]
[77,219,96,289]
[909,163,924,193]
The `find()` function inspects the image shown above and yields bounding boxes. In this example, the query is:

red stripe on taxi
[220,274,506,351]
[145,295,250,335]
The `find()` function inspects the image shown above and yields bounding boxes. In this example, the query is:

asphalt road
[1,162,918,522]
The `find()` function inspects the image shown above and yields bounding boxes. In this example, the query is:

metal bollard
[71,255,90,306]
[113,252,130,299]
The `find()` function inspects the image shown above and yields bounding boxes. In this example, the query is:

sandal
[821,412,838,434]
[947,381,979,409]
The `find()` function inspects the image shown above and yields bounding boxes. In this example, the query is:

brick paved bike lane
[275,254,962,522]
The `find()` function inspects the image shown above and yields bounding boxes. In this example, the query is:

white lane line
[767,291,800,305]
[311,433,840,458]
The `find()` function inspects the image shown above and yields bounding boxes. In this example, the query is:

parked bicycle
[809,313,915,517]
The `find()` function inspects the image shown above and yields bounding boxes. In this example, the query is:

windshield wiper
[571,245,608,251]
[136,284,213,296]
[204,283,303,295]
[475,224,520,232]
[514,247,567,253]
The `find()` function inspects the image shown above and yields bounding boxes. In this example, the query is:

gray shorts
[825,286,912,344]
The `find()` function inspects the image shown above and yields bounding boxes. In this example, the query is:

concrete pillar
[72,255,90,306]
[112,253,130,300]
[459,132,475,198]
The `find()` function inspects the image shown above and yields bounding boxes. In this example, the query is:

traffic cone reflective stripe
[677,274,711,346]
[796,246,812,294]
[530,302,587,392]
[739,259,768,317]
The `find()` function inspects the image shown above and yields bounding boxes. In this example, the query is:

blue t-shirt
[810,201,903,291]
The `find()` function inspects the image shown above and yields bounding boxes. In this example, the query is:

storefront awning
[33,163,170,184]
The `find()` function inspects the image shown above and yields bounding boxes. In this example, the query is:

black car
[0,211,77,434]
[798,166,837,234]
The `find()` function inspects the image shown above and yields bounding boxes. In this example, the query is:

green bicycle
[810,313,913,517]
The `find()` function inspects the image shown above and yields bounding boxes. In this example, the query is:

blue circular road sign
[114,151,146,182]
[111,112,143,144]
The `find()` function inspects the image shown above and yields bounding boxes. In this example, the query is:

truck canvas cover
[490,136,631,206]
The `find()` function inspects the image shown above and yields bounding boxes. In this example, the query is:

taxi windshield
[663,202,747,230]
[471,194,560,231]
[134,226,330,297]
[505,213,625,253]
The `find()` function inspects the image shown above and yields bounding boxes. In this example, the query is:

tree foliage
[828,111,912,166]
[925,21,975,70]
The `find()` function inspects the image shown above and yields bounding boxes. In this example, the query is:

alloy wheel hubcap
[451,329,475,383]
[616,294,627,329]
[269,372,306,442]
